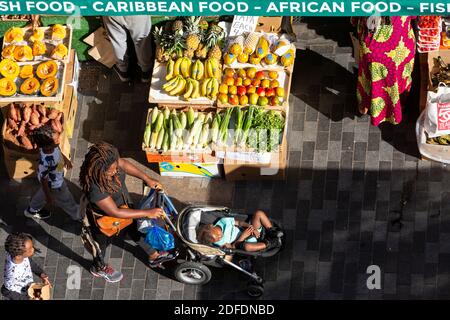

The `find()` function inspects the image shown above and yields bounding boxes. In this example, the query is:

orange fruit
[224,68,235,77]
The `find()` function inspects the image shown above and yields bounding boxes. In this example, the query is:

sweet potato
[37,104,46,117]
[40,117,49,124]
[51,119,62,133]
[47,108,59,120]
[17,121,26,137]
[22,105,32,123]
[20,135,33,150]
[30,105,40,126]
[7,118,18,131]
[8,103,18,122]
[15,105,21,122]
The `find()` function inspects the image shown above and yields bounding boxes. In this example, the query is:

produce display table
[1,49,79,180]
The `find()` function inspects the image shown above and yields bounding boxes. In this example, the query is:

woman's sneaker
[90,265,123,283]
[148,251,179,267]
[24,207,51,220]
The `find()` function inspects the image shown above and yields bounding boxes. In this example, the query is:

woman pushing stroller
[197,210,283,252]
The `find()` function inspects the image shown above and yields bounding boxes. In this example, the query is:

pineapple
[199,19,209,30]
[184,16,201,51]
[164,20,173,33]
[208,45,222,60]
[205,23,225,60]
[153,26,170,62]
[195,43,207,59]
[172,20,184,33]
[184,49,195,59]
[243,32,260,55]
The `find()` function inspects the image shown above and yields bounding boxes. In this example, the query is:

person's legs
[1,285,30,300]
[250,210,273,230]
[243,242,267,252]
[53,182,81,221]
[102,16,130,81]
[26,187,51,219]
[125,16,153,80]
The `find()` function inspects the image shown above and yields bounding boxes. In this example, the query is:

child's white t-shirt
[38,147,65,189]
[3,254,34,293]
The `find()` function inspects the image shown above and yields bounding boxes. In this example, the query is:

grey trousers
[29,181,80,220]
[102,16,153,72]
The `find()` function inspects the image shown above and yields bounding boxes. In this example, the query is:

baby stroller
[144,188,285,298]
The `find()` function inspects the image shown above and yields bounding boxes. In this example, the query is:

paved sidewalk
[1,19,450,300]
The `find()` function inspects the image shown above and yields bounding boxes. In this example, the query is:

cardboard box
[255,17,282,33]
[159,162,221,178]
[223,148,287,181]
[2,142,39,180]
[84,27,116,68]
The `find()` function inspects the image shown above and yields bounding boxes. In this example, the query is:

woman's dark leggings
[86,212,156,270]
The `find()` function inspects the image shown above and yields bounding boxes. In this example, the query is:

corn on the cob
[187,107,195,129]
[143,123,151,147]
[156,127,165,150]
[150,113,164,149]
[179,111,187,129]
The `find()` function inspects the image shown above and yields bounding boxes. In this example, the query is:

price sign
[229,16,259,37]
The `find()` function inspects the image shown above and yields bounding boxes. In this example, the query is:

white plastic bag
[416,110,450,164]
[425,84,450,138]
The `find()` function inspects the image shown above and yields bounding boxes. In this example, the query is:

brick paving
[1,18,450,300]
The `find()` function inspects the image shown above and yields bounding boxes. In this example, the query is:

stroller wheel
[247,282,264,298]
[174,262,212,285]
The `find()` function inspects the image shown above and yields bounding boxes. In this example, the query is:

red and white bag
[425,84,450,138]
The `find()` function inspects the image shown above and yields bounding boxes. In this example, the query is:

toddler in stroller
[197,210,283,252]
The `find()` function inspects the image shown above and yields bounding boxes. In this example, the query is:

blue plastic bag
[145,223,175,251]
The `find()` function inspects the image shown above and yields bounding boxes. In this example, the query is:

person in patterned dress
[352,16,416,126]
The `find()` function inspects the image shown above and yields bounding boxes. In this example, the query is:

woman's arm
[118,158,162,189]
[95,196,165,219]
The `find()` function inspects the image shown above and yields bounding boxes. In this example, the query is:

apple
[249,93,259,105]
[218,93,228,104]
[268,71,278,79]
[255,71,265,80]
[235,77,243,87]
[239,95,249,106]
[261,79,270,89]
[229,85,237,95]
[229,94,239,106]
[246,85,256,94]
[258,96,269,107]
[246,67,257,79]
[219,84,228,94]
[265,88,275,97]
[276,87,285,98]
[252,79,261,87]
[237,86,247,97]
[256,87,266,96]
[270,80,280,88]
[243,78,252,86]
[270,96,281,106]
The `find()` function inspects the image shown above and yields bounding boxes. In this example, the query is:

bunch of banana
[183,78,201,100]
[165,59,175,81]
[201,77,219,99]
[190,60,205,81]
[172,57,191,78]
[204,58,221,79]
[163,75,186,96]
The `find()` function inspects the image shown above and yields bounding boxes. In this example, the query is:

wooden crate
[61,85,78,138]
[148,61,215,107]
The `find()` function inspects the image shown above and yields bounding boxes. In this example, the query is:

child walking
[2,233,51,300]
[24,124,80,221]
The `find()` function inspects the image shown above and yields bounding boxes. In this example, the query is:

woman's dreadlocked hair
[5,233,33,258]
[79,141,121,194]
